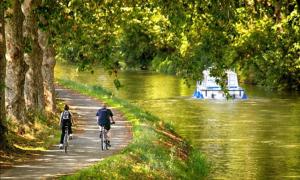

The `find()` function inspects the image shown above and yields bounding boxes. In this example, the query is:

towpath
[0,86,132,179]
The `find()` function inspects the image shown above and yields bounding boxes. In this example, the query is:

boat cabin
[193,70,247,99]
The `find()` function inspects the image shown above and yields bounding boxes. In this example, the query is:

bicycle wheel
[105,130,109,150]
[64,130,68,153]
[100,131,105,150]
[105,139,108,150]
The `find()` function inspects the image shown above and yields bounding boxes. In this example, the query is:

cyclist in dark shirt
[96,104,115,146]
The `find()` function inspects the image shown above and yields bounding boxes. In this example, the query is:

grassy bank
[57,78,209,179]
[0,102,65,168]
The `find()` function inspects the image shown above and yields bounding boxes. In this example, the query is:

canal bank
[57,79,209,179]
[56,63,300,179]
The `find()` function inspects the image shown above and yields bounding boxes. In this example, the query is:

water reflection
[55,63,300,179]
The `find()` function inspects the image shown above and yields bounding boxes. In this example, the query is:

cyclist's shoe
[59,144,63,149]
[69,134,73,140]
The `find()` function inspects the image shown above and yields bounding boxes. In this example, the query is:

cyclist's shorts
[100,123,111,131]
[62,119,71,128]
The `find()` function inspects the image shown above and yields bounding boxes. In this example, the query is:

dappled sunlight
[71,105,99,110]
[80,127,98,131]
[1,86,132,179]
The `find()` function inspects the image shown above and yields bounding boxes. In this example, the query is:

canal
[55,63,300,179]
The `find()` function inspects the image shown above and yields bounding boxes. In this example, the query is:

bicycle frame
[63,126,69,153]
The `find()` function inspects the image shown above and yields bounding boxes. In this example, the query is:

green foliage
[151,55,176,74]
[119,22,155,70]
[50,0,299,90]
[233,8,300,90]
[168,1,300,90]
[186,149,210,179]
[57,79,209,179]
[0,0,10,10]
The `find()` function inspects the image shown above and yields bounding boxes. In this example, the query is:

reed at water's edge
[57,78,210,180]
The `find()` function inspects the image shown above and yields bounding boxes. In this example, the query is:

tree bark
[253,0,258,14]
[5,0,26,124]
[39,29,56,112]
[22,0,45,111]
[0,0,7,149]
[274,0,282,23]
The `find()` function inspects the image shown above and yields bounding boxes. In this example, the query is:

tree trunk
[39,30,56,112]
[253,0,258,14]
[23,0,44,111]
[0,1,8,149]
[274,0,282,23]
[5,0,26,124]
[285,0,290,15]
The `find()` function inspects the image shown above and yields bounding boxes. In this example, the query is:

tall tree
[274,0,282,22]
[5,0,26,124]
[38,1,58,112]
[39,29,56,112]
[23,0,45,111]
[0,0,7,148]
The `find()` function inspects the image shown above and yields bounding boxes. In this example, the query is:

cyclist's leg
[67,121,73,138]
[103,127,107,140]
[104,124,110,139]
[99,125,104,138]
[59,125,65,148]
[61,125,66,143]
[104,124,111,146]
[68,121,73,134]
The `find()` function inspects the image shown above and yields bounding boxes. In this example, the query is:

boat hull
[193,88,247,99]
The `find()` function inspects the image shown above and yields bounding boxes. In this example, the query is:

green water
[55,63,300,179]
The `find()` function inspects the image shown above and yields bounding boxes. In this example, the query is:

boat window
[228,74,238,87]
[207,77,218,87]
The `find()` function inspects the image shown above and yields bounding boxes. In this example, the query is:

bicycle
[63,125,69,153]
[99,122,115,151]
[99,125,108,150]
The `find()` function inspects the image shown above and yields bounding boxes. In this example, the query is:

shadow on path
[0,86,132,179]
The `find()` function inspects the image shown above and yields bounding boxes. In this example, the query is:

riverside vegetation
[57,79,209,179]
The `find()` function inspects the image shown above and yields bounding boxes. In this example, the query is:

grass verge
[0,102,65,168]
[58,78,210,179]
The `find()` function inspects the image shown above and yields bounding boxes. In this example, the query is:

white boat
[193,70,247,99]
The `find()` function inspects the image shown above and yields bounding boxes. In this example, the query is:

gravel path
[0,86,132,179]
